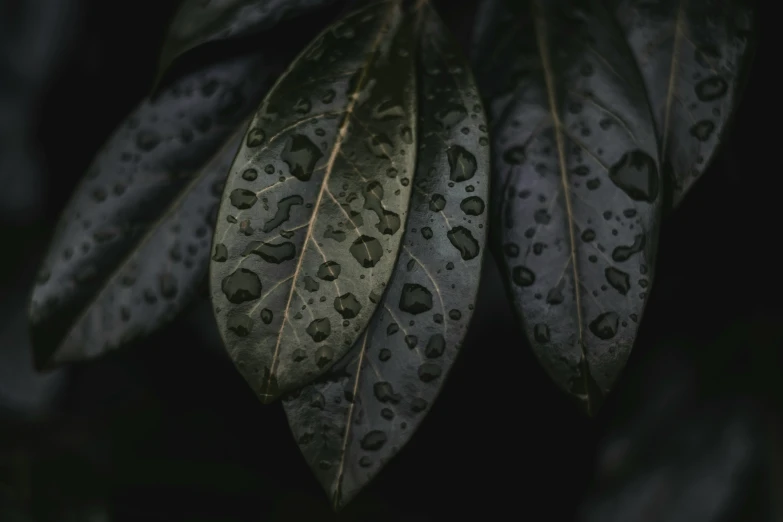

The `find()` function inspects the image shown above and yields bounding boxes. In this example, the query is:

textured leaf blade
[156,0,340,84]
[283,4,489,509]
[209,0,418,404]
[473,0,662,414]
[609,0,756,208]
[27,53,279,370]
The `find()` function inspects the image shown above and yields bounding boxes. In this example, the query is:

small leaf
[608,0,756,208]
[27,53,280,370]
[282,3,489,509]
[209,0,418,404]
[473,0,662,414]
[156,0,341,86]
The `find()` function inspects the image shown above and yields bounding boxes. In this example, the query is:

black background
[0,0,779,520]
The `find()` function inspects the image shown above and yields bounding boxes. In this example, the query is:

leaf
[209,0,419,404]
[27,52,281,370]
[472,0,663,414]
[282,3,488,509]
[155,0,341,87]
[608,0,756,209]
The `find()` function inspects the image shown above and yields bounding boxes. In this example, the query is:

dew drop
[221,268,262,303]
[608,150,659,202]
[399,283,433,314]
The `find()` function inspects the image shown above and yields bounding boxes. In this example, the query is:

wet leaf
[608,0,756,208]
[27,53,281,370]
[209,0,418,404]
[156,0,341,85]
[472,0,662,414]
[282,3,488,509]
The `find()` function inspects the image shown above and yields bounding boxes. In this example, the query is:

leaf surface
[27,53,280,370]
[282,3,488,509]
[157,0,341,84]
[608,0,756,208]
[473,0,662,414]
[209,0,418,404]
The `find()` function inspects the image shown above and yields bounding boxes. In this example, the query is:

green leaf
[608,0,756,208]
[155,0,341,88]
[27,53,281,370]
[209,0,418,404]
[472,0,663,415]
[283,3,489,510]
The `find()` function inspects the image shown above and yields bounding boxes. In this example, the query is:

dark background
[0,0,779,520]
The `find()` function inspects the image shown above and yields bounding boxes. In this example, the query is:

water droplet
[447,226,479,260]
[546,279,565,304]
[317,261,341,281]
[350,235,383,267]
[460,196,485,215]
[246,127,265,147]
[589,312,619,340]
[282,134,323,181]
[434,104,467,129]
[581,229,596,242]
[304,276,320,292]
[379,348,391,361]
[425,334,445,358]
[136,129,161,151]
[227,314,253,336]
[315,345,334,367]
[360,430,387,451]
[366,133,394,159]
[533,323,550,343]
[695,76,728,102]
[400,125,413,144]
[292,349,307,362]
[324,225,346,243]
[449,309,461,320]
[334,293,361,319]
[221,268,262,303]
[612,234,645,262]
[512,266,535,286]
[387,323,399,335]
[447,146,477,182]
[244,241,296,264]
[242,168,258,181]
[229,189,257,209]
[689,120,715,142]
[399,283,433,315]
[212,243,228,262]
[374,382,401,403]
[605,267,630,295]
[421,227,433,239]
[294,97,311,114]
[159,273,178,299]
[306,318,331,342]
[261,309,273,324]
[429,194,446,212]
[609,150,659,202]
[504,243,519,257]
[405,335,418,348]
[263,195,303,232]
[411,398,428,413]
[418,362,441,382]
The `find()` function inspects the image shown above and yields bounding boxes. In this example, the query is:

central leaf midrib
[264,3,398,392]
[533,2,592,410]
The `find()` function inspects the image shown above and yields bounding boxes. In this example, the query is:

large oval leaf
[609,0,756,208]
[209,0,418,404]
[283,3,489,509]
[27,52,280,370]
[472,0,662,414]
[156,0,341,85]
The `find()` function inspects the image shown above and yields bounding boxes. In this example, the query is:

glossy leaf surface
[282,3,488,509]
[473,0,662,414]
[209,0,418,404]
[157,0,340,83]
[28,53,278,370]
[609,0,755,208]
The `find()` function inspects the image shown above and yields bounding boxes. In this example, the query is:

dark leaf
[282,2,489,510]
[156,0,341,85]
[209,0,418,404]
[608,0,756,208]
[472,0,662,414]
[28,52,281,370]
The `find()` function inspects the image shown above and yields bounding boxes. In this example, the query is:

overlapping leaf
[27,52,280,370]
[608,0,756,208]
[283,2,488,509]
[209,0,419,404]
[472,0,662,414]
[156,0,342,84]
